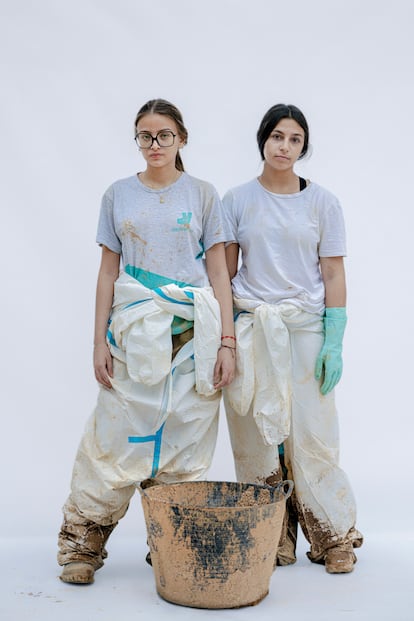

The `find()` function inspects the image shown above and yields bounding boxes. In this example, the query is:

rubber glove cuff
[325,307,347,323]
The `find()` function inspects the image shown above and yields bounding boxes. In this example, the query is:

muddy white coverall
[224,297,362,561]
[58,273,222,566]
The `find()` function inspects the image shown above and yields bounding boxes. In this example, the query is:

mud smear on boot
[58,519,116,569]
[300,507,337,562]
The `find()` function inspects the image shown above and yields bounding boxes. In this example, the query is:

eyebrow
[272,129,304,137]
[137,127,174,133]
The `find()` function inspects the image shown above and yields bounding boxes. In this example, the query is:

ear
[176,132,186,148]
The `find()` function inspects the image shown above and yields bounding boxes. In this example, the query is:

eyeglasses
[135,130,176,149]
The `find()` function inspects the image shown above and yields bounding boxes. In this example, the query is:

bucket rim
[139,479,294,510]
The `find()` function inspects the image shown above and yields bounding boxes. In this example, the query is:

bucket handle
[272,479,294,500]
[138,478,163,496]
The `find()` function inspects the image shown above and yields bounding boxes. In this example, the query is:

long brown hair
[134,99,188,172]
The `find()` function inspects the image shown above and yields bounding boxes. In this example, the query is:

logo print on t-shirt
[173,212,192,231]
[177,212,192,226]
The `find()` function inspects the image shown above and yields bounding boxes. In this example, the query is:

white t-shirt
[222,178,347,314]
[97,172,227,289]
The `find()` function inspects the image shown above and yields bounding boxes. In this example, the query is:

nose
[150,138,160,150]
[280,138,289,152]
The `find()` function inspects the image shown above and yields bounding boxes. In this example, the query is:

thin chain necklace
[139,170,182,203]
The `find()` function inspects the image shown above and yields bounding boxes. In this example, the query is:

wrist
[219,344,236,358]
[221,335,236,343]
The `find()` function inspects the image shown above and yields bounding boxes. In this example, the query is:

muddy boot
[324,543,357,574]
[60,562,95,584]
[276,535,296,566]
[276,491,298,566]
[265,469,295,567]
[269,444,298,567]
[58,517,117,578]
[276,519,297,565]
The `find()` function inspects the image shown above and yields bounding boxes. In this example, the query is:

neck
[140,165,181,189]
[259,166,299,194]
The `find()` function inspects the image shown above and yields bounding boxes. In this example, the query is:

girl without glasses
[57,98,235,584]
[222,103,363,574]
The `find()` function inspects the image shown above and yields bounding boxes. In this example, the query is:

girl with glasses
[57,99,235,584]
[222,103,363,574]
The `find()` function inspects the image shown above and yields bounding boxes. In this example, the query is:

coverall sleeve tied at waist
[107,271,222,396]
[224,298,297,447]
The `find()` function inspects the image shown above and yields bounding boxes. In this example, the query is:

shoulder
[183,173,219,197]
[181,174,222,211]
[307,184,345,234]
[307,182,340,206]
[102,175,137,200]
[223,178,258,202]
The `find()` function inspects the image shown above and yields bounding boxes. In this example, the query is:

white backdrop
[1,0,413,540]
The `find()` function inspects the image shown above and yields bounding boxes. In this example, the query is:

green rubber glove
[315,307,347,395]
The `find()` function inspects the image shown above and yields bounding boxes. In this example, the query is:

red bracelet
[221,335,236,341]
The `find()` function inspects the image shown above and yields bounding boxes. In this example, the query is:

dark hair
[257,104,309,160]
[134,99,188,172]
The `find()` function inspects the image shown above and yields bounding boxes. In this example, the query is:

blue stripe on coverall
[127,358,183,477]
[128,423,166,478]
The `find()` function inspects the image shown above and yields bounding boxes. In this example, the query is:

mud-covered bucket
[139,479,293,609]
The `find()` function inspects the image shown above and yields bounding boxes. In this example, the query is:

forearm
[211,276,235,337]
[94,272,116,345]
[205,243,236,388]
[94,247,120,345]
[206,243,235,338]
[225,243,239,280]
[320,256,346,308]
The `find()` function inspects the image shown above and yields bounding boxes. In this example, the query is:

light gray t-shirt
[222,179,347,314]
[97,172,227,290]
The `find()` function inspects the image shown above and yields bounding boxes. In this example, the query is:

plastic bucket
[139,479,293,609]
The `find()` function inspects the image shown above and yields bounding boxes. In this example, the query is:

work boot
[325,543,357,574]
[276,530,297,566]
[276,496,298,566]
[58,517,117,570]
[60,562,95,584]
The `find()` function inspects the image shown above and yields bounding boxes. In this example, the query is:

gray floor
[2,528,413,621]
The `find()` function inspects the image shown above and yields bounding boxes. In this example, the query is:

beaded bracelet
[221,335,236,342]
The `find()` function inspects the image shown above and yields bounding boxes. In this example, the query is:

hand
[213,346,235,389]
[93,342,113,388]
[315,344,343,395]
[315,308,347,395]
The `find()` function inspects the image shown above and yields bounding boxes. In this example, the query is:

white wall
[1,0,413,539]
